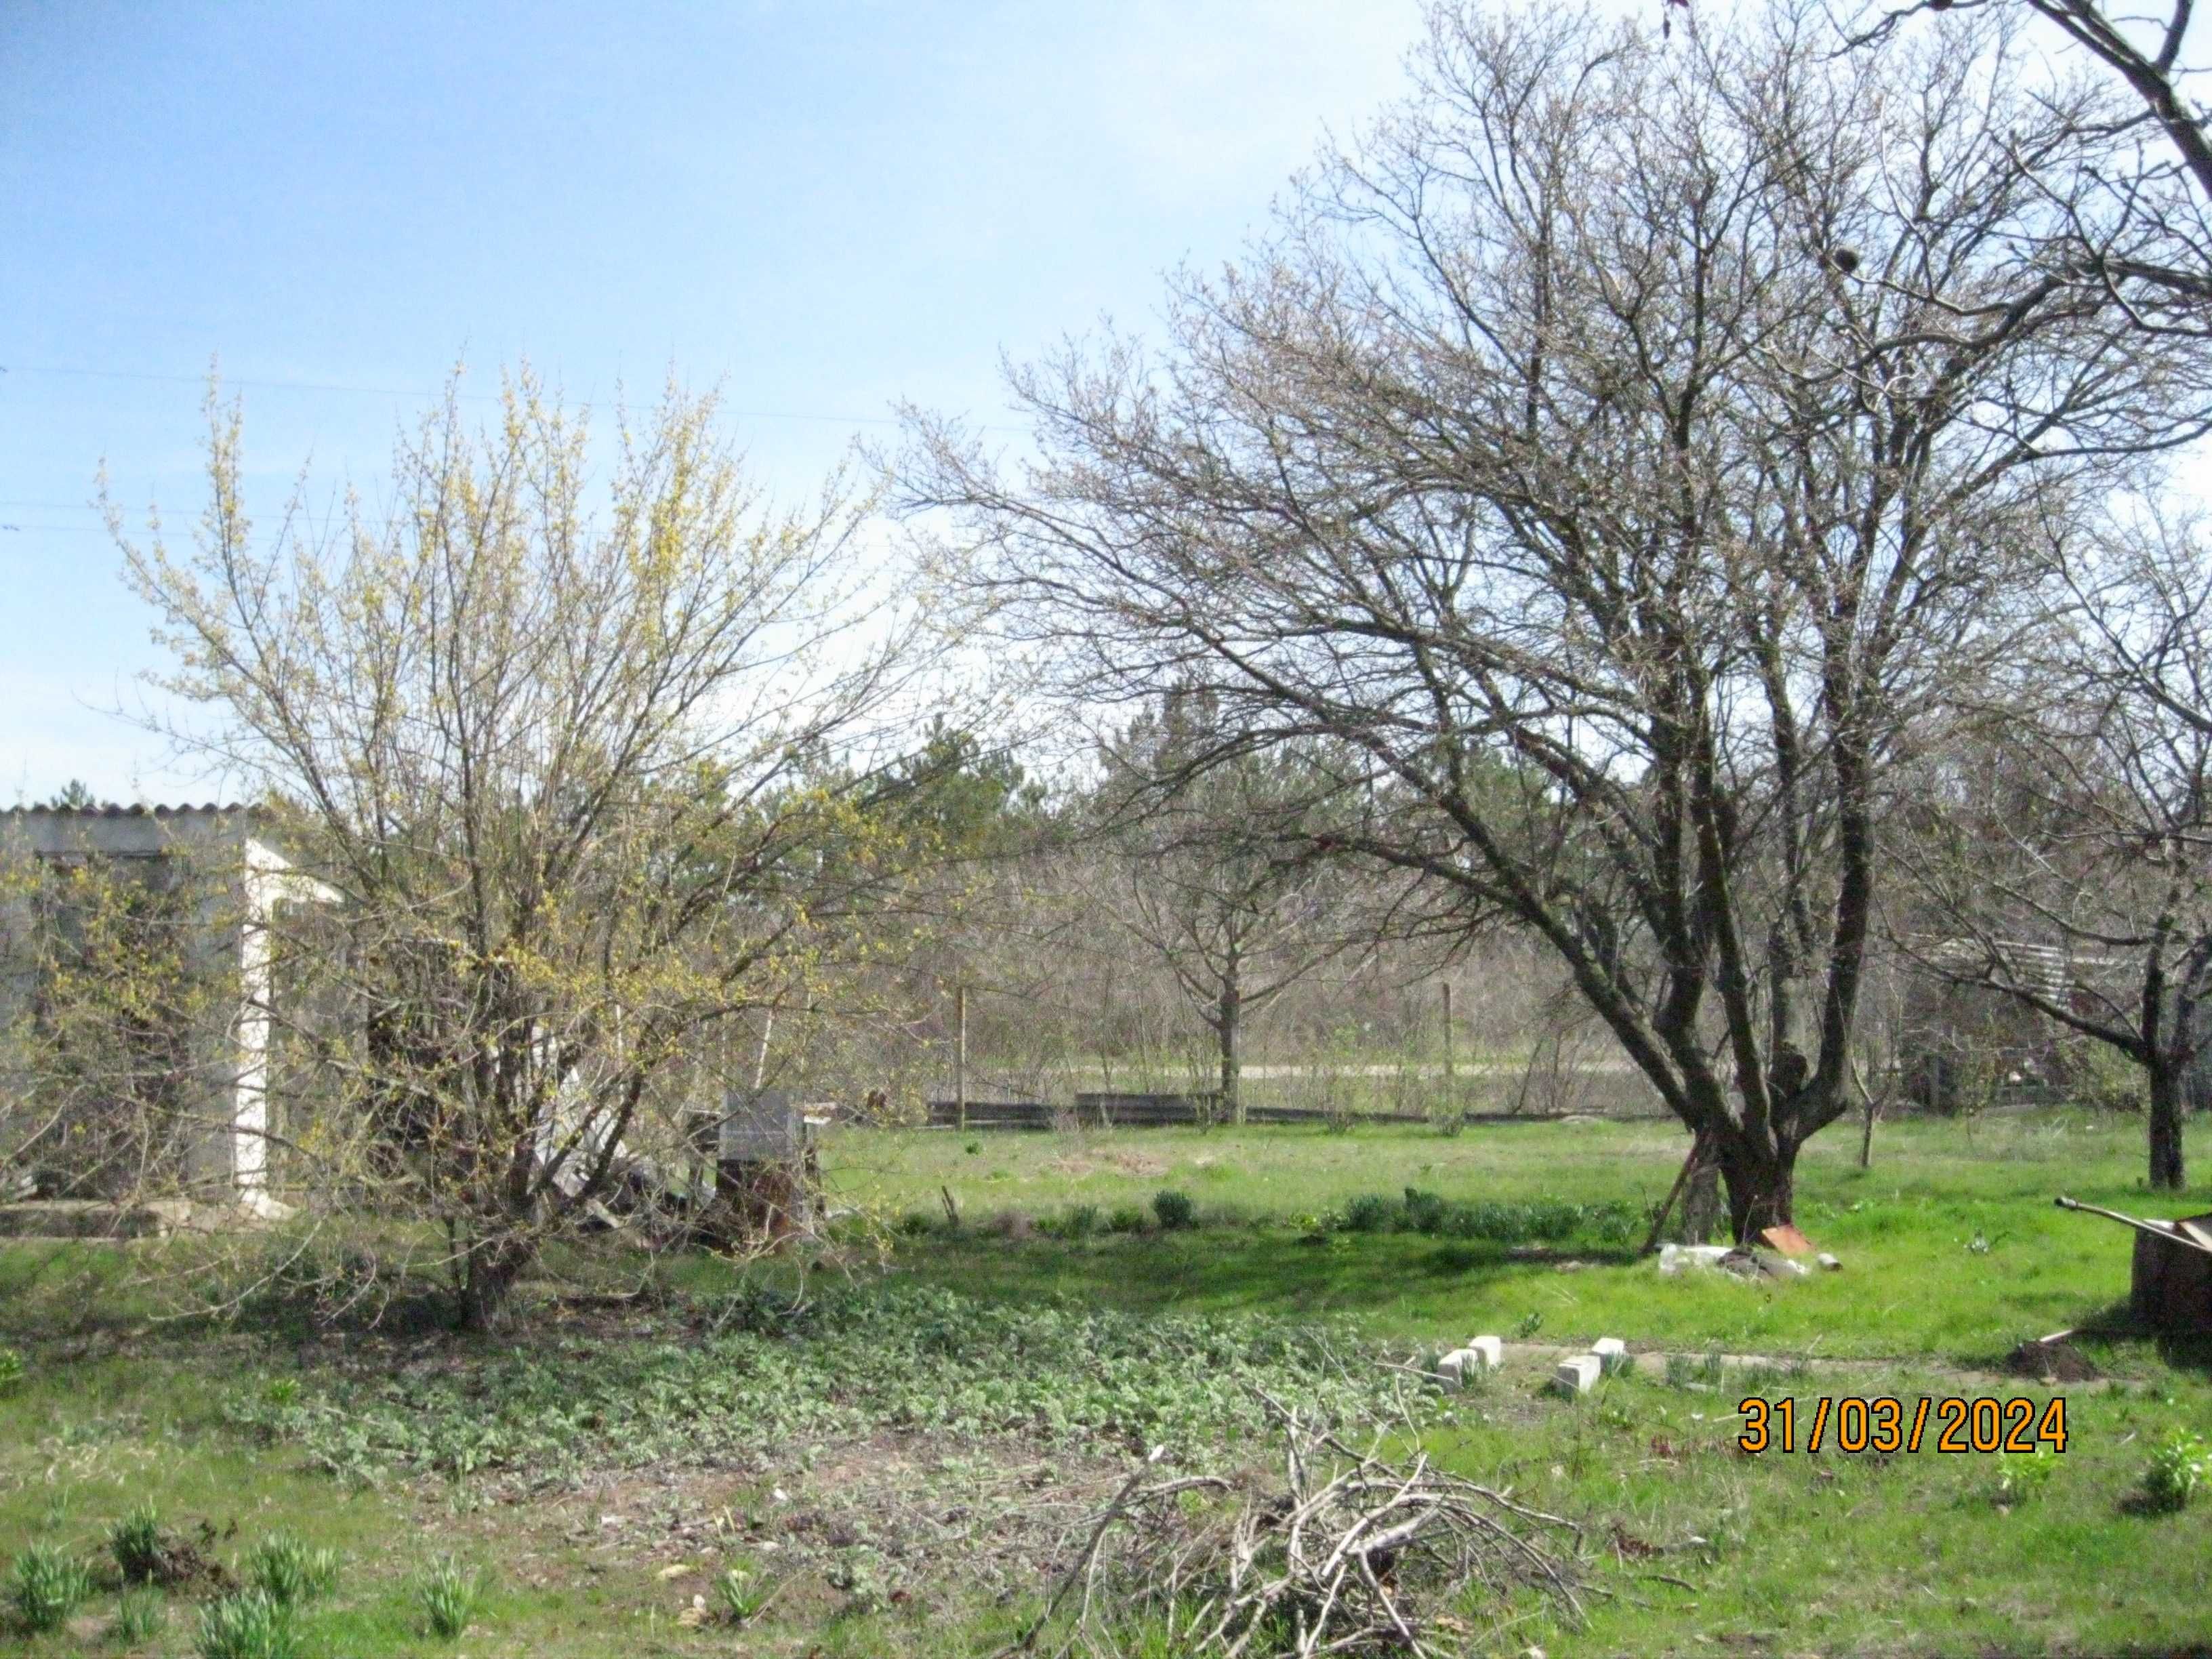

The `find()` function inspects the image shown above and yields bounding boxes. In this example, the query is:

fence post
[1441,980,1456,1111]
[956,984,968,1134]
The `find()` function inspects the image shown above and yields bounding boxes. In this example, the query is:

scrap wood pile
[1002,1398,1584,1658]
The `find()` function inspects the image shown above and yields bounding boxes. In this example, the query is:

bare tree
[1850,0,2212,329]
[1899,506,2212,1187]
[905,3,2212,1236]
[109,373,937,1327]
[1091,692,1379,1120]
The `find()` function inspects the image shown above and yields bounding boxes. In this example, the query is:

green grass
[2,1107,2209,1656]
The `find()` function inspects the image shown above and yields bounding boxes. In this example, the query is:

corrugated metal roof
[0,803,243,818]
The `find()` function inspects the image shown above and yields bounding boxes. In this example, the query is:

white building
[0,804,337,1217]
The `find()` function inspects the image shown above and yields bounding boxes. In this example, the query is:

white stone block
[1437,1348,1479,1387]
[1466,1334,1504,1371]
[1591,1337,1628,1374]
[1551,1354,1601,1395]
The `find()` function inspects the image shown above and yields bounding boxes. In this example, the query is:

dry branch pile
[1004,1400,1583,1658]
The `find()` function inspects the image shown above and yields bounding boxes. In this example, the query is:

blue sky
[0,1,1425,801]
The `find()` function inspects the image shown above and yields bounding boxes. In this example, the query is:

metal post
[956,985,968,1133]
[1441,980,1456,1097]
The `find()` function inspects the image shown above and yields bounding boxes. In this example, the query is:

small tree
[1092,692,1375,1120]
[1900,507,2212,1187]
[111,373,933,1327]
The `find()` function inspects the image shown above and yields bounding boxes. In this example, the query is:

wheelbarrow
[2055,1196,2212,1335]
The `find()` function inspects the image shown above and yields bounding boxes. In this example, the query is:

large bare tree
[905,2,2212,1236]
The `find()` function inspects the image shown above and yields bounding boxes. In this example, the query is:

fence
[922,1093,1542,1130]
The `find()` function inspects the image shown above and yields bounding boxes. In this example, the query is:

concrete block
[1466,1334,1503,1371]
[1591,1336,1629,1374]
[1551,1354,1601,1395]
[1437,1348,1480,1387]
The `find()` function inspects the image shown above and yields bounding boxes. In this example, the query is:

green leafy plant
[8,1542,94,1633]
[1513,1311,1544,1340]
[0,1346,24,1393]
[414,1555,483,1639]
[110,1501,166,1583]
[114,1586,167,1644]
[1106,1205,1147,1234]
[244,1532,338,1606]
[2142,1429,2210,1513]
[195,1590,299,1659]
[1993,1444,2058,1505]
[713,1561,777,1625]
[1152,1190,1196,1231]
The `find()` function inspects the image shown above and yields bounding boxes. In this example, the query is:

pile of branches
[1003,1399,1583,1658]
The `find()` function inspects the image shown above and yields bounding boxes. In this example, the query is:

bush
[415,1555,483,1639]
[1152,1190,1197,1231]
[1106,1205,1148,1234]
[896,1209,935,1237]
[244,1533,338,1606]
[2142,1429,2210,1513]
[1343,1193,1398,1233]
[196,1590,299,1659]
[1401,1188,1448,1235]
[110,1500,166,1582]
[1044,1203,1101,1240]
[7,1542,93,1633]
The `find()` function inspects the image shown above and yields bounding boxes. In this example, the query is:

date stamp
[1736,1395,2068,1455]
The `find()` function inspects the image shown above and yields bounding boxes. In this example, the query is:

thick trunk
[1715,1130,1796,1242]
[2148,1058,2187,1191]
[457,1234,533,1332]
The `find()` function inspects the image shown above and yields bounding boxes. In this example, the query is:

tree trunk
[1218,980,1243,1127]
[1714,1131,1796,1242]
[2148,1057,2187,1191]
[457,1235,533,1332]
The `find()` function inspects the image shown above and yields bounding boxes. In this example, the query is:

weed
[0,1346,23,1393]
[414,1555,483,1638]
[1106,1205,1148,1234]
[1993,1444,2058,1506]
[262,1377,300,1408]
[2142,1429,2210,1513]
[195,1590,299,1659]
[1513,1311,1544,1339]
[114,1586,167,1643]
[1343,1193,1397,1233]
[1153,1190,1196,1231]
[1052,1203,1102,1240]
[897,1209,935,1237]
[110,1500,165,1582]
[713,1561,776,1625]
[7,1542,93,1633]
[244,1532,338,1605]
[1402,1187,1448,1233]
[964,1141,981,1155]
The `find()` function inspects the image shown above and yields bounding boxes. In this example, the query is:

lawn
[3,1107,2210,1657]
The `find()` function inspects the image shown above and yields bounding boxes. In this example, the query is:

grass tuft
[8,1541,93,1633]
[195,1589,298,1659]
[414,1555,483,1639]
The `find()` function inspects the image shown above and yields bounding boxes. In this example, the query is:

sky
[0,1,1431,803]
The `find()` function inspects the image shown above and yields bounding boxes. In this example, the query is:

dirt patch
[453,1431,1147,1618]
[1044,1149,1168,1179]
[2004,1336,2101,1383]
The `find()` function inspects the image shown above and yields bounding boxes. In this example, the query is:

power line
[0,361,912,427]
